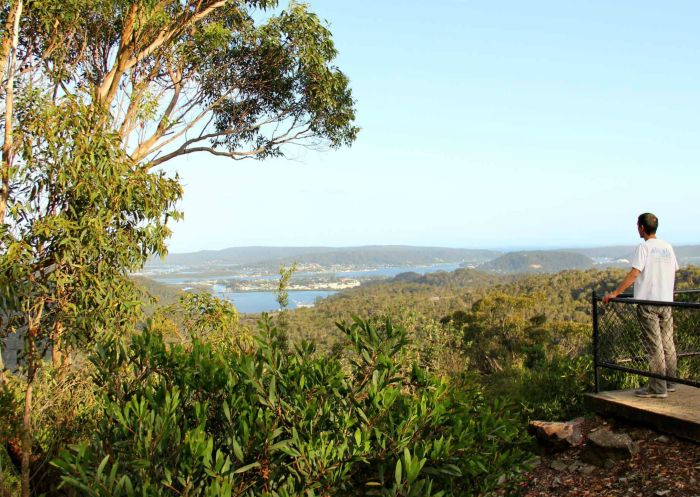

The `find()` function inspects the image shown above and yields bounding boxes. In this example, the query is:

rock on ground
[528,418,585,451]
[581,428,638,467]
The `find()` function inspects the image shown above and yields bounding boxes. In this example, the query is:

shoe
[634,388,667,399]
[667,384,677,393]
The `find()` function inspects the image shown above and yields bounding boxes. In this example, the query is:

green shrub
[485,355,593,421]
[0,382,21,496]
[1,362,101,496]
[54,316,529,496]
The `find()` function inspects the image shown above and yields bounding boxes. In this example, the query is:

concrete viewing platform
[585,384,700,442]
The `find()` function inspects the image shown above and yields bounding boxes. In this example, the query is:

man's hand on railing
[602,291,619,304]
[603,268,640,304]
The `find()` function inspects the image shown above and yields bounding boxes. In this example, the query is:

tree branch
[149,145,268,166]
[147,120,312,168]
[96,3,139,106]
[131,65,183,162]
[96,0,228,106]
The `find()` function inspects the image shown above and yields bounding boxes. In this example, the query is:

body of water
[151,262,464,313]
[335,262,461,279]
[214,290,336,314]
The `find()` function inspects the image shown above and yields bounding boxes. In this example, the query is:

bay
[335,262,461,278]
[213,289,336,314]
[149,262,464,314]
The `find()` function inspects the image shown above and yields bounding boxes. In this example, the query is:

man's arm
[602,268,640,303]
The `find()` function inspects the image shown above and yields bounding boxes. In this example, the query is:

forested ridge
[5,258,700,495]
[142,265,700,417]
[149,246,500,269]
[276,265,700,415]
[148,244,700,272]
[478,251,594,274]
[10,251,697,495]
[281,267,635,346]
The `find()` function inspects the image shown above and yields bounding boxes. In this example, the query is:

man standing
[603,213,679,398]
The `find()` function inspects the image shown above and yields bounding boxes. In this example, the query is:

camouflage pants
[636,305,677,394]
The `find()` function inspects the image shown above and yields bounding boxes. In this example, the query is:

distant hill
[274,247,499,267]
[675,245,700,265]
[149,246,339,267]
[479,250,594,274]
[149,246,501,268]
[131,275,182,305]
[393,268,510,287]
[566,246,635,260]
[147,244,700,273]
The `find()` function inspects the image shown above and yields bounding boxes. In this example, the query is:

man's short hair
[638,213,658,234]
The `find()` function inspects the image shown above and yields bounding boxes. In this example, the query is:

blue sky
[164,1,699,253]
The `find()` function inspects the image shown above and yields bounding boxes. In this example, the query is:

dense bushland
[275,266,700,422]
[46,316,528,496]
[4,266,699,494]
[1,284,533,495]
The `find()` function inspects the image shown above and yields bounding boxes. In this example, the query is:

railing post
[592,290,600,393]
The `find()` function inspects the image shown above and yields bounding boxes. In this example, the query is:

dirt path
[515,417,700,497]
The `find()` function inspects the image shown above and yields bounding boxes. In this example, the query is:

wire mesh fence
[593,290,700,392]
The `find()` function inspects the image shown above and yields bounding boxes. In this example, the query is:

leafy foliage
[0,362,101,496]
[14,0,358,165]
[150,291,255,353]
[279,267,691,421]
[54,317,528,496]
[2,2,358,494]
[485,356,593,421]
[275,262,297,310]
[0,94,181,496]
[0,97,181,360]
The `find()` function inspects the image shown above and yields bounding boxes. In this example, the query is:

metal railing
[592,289,700,393]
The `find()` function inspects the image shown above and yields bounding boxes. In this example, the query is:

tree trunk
[0,0,22,224]
[21,366,34,497]
[50,338,61,368]
[0,443,6,497]
[21,302,41,497]
[0,0,23,388]
[0,344,6,385]
[0,0,22,98]
[51,322,70,380]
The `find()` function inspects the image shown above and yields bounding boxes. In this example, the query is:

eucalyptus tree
[11,0,357,170]
[0,1,357,494]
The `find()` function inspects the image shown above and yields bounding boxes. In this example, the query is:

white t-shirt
[631,238,679,302]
